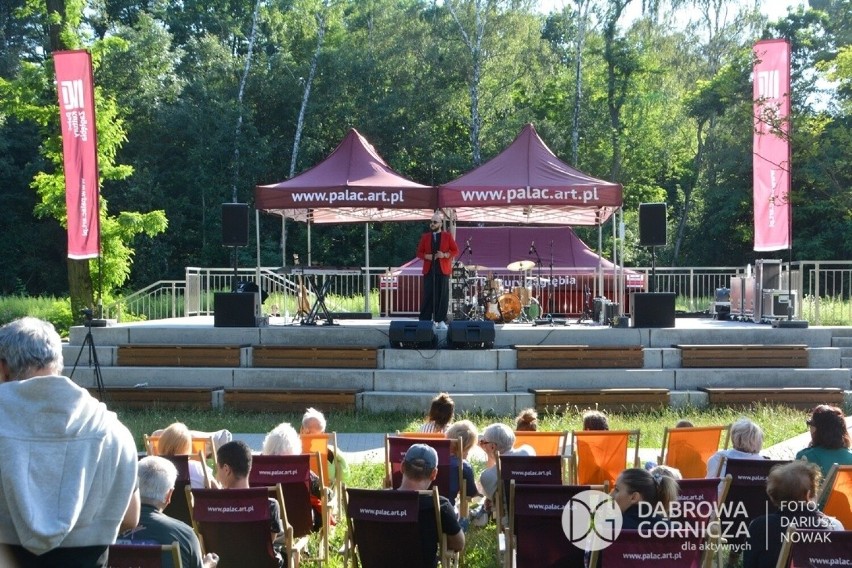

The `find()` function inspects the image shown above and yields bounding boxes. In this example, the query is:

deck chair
[775,527,852,567]
[658,425,731,479]
[720,457,790,551]
[249,453,329,564]
[513,431,568,457]
[818,464,852,529]
[588,529,704,567]
[158,454,193,526]
[385,435,455,500]
[508,481,604,568]
[569,430,641,486]
[495,454,565,567]
[301,432,341,501]
[674,476,732,568]
[108,542,182,568]
[187,486,296,568]
[344,486,459,568]
[145,434,217,469]
[396,431,448,439]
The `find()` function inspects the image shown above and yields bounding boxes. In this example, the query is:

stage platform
[63,316,852,414]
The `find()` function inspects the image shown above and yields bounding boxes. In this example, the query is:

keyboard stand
[301,277,338,325]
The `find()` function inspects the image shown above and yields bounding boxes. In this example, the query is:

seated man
[119,456,219,568]
[397,444,465,567]
[216,441,285,547]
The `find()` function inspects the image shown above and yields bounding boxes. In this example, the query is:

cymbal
[507,260,535,272]
[463,265,489,273]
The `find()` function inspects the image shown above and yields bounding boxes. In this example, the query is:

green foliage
[0,295,74,336]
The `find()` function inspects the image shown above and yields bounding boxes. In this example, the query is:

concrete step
[832,337,852,348]
[842,357,852,369]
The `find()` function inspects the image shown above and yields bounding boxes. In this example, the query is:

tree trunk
[291,12,326,178]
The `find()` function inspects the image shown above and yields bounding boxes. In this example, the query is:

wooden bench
[700,387,844,409]
[530,388,670,412]
[223,388,362,412]
[117,345,245,367]
[252,346,378,369]
[516,345,644,369]
[677,344,808,368]
[88,386,225,409]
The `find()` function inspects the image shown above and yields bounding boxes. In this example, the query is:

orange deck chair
[658,425,731,479]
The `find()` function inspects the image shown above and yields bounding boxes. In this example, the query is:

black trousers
[419,266,449,323]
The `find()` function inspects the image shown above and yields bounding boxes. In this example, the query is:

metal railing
[107,261,852,325]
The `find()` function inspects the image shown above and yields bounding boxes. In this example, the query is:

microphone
[528,241,535,255]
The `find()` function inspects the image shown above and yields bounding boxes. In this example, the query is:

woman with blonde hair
[157,422,218,488]
[445,420,480,508]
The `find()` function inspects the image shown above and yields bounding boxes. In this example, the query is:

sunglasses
[478,438,492,446]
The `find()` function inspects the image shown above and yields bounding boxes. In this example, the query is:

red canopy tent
[254,128,437,223]
[438,123,622,225]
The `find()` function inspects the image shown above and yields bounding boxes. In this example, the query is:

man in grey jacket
[0,317,140,567]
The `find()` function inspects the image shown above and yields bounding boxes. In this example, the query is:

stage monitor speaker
[222,203,249,247]
[214,292,258,327]
[639,202,667,247]
[631,292,675,328]
[388,320,436,349]
[448,320,495,349]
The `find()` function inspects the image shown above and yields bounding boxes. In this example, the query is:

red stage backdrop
[753,39,791,252]
[54,50,100,259]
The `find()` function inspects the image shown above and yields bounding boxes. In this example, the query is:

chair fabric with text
[385,435,454,500]
[721,458,790,550]
[775,527,852,568]
[158,454,193,526]
[107,542,182,568]
[588,529,704,568]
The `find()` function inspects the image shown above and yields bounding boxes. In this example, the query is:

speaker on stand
[222,203,249,293]
[639,202,667,293]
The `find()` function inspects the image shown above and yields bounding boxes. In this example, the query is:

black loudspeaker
[631,292,676,328]
[448,320,495,349]
[214,292,257,327]
[388,320,436,349]
[222,203,249,247]
[639,202,667,246]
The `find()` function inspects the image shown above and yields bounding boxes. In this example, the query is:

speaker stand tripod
[69,315,105,399]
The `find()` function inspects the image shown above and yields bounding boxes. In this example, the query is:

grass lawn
[115,404,811,568]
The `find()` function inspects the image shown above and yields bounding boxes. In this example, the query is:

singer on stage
[416,211,459,329]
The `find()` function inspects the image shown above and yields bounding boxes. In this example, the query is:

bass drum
[486,293,522,323]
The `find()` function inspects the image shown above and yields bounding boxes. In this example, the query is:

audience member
[420,392,455,433]
[216,441,284,546]
[262,422,324,531]
[649,464,683,480]
[706,418,764,478]
[743,461,843,568]
[397,444,464,566]
[300,407,348,484]
[120,456,219,568]
[514,408,538,432]
[675,419,695,428]
[477,423,535,522]
[795,404,852,478]
[582,410,610,431]
[445,420,480,509]
[157,422,218,489]
[150,427,232,457]
[0,317,139,567]
[611,468,679,530]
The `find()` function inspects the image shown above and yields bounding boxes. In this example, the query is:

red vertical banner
[753,39,791,251]
[54,50,100,259]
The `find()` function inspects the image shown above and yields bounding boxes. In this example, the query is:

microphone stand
[453,241,471,320]
[530,244,543,320]
[547,240,556,318]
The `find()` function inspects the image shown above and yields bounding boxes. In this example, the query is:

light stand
[69,309,105,399]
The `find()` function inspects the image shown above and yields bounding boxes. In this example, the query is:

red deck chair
[344,486,458,568]
[385,435,454,500]
[508,482,604,568]
[776,527,852,567]
[588,529,704,568]
[818,464,852,530]
[720,458,790,551]
[187,487,284,568]
[658,425,731,479]
[249,453,328,563]
[107,542,182,568]
[158,454,193,527]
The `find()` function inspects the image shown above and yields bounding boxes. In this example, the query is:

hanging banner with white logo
[753,39,791,251]
[54,50,100,259]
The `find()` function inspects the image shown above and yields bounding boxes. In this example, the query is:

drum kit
[454,260,546,323]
